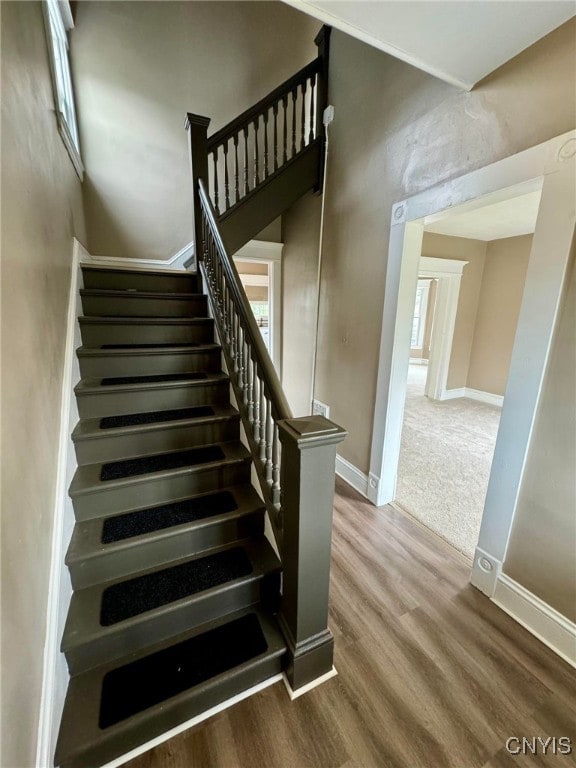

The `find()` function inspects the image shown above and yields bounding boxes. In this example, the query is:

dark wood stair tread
[69,441,250,497]
[55,607,285,768]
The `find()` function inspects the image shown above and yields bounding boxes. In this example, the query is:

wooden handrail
[207,59,319,152]
[198,181,292,421]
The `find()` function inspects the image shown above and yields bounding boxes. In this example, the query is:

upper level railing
[198,178,291,545]
[204,26,330,217]
[206,60,320,216]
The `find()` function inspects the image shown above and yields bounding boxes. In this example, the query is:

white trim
[56,110,84,180]
[439,387,467,401]
[419,256,468,277]
[493,575,576,668]
[441,387,504,407]
[85,242,195,271]
[471,547,502,596]
[370,131,575,520]
[43,0,82,179]
[98,674,283,768]
[36,239,84,768]
[371,131,576,663]
[233,242,284,377]
[411,279,430,350]
[335,454,369,499]
[282,667,337,701]
[417,258,467,403]
[280,0,473,90]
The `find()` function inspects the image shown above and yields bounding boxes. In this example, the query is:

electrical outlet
[312,399,330,418]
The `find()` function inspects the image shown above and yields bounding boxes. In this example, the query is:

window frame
[410,278,431,349]
[43,0,83,179]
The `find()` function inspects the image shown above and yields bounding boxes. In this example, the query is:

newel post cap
[185,113,211,131]
[277,415,346,448]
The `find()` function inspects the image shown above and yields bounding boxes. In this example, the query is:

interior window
[44,0,83,178]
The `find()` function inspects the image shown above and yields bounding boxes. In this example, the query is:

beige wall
[1,3,86,766]
[420,232,487,388]
[282,192,322,415]
[467,235,531,395]
[70,1,318,260]
[504,248,575,620]
[283,20,575,473]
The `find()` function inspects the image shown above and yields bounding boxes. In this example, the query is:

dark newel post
[314,25,331,192]
[277,415,346,692]
[185,113,211,268]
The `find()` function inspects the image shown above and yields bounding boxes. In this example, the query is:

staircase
[55,25,345,768]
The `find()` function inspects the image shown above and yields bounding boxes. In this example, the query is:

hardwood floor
[126,478,576,768]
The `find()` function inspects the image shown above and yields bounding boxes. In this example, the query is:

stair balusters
[196,179,293,541]
[204,57,323,217]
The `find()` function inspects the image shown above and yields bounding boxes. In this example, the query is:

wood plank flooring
[125,478,576,768]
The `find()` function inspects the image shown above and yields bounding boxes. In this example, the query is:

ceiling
[424,189,542,241]
[282,1,575,89]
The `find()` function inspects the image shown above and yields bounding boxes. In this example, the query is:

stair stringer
[218,139,322,255]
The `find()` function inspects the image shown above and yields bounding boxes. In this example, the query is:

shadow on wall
[71,1,319,260]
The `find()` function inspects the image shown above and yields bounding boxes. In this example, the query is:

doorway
[395,200,538,558]
[368,130,575,595]
[233,246,282,376]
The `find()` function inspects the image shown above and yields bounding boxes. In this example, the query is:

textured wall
[70,1,318,260]
[504,249,575,620]
[293,20,576,473]
[1,3,86,766]
[467,235,531,396]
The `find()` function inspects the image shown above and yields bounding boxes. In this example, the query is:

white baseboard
[282,667,337,700]
[99,675,283,768]
[82,241,195,271]
[440,387,467,400]
[82,238,284,273]
[335,454,369,498]
[465,388,504,407]
[493,574,576,668]
[441,387,504,407]
[36,239,83,768]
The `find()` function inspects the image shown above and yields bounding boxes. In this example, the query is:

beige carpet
[395,364,501,559]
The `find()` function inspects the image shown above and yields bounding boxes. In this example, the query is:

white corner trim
[36,238,82,768]
[493,574,576,668]
[335,454,369,499]
[84,242,195,271]
[440,387,467,401]
[98,674,283,768]
[282,667,337,701]
[440,387,504,407]
[470,547,502,596]
[367,473,381,505]
[234,240,283,262]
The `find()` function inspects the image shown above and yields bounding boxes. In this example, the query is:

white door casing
[368,131,576,601]
[418,257,467,400]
